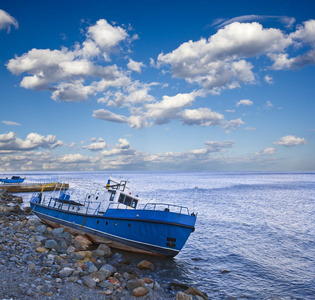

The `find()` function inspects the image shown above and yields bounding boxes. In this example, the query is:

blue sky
[0,0,314,172]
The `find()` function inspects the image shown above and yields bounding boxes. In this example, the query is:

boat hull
[0,178,25,183]
[30,202,196,257]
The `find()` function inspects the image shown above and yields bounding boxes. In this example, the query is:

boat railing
[107,202,135,210]
[143,203,190,215]
[41,195,103,215]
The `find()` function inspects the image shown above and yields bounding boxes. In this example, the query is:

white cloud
[223,118,245,132]
[51,80,96,101]
[100,138,133,157]
[255,147,276,155]
[205,140,234,152]
[59,153,91,163]
[236,99,253,107]
[144,90,204,125]
[2,121,20,126]
[104,81,155,107]
[158,22,292,93]
[273,135,307,147]
[82,138,107,151]
[290,19,315,45]
[265,100,273,109]
[127,59,145,73]
[83,19,129,61]
[0,132,63,152]
[180,108,224,126]
[6,19,131,101]
[213,15,296,29]
[264,75,273,84]
[269,20,315,70]
[92,109,128,123]
[0,9,18,33]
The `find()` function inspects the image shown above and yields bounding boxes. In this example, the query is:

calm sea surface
[11,171,315,299]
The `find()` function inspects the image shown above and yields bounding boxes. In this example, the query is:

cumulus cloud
[222,118,245,132]
[83,19,129,61]
[236,99,253,107]
[158,22,292,93]
[255,147,276,155]
[2,121,20,126]
[264,75,273,84]
[0,9,18,33]
[6,19,131,101]
[82,138,107,151]
[158,19,315,95]
[59,153,91,163]
[127,59,145,73]
[0,132,63,153]
[102,81,156,107]
[180,108,224,126]
[273,135,307,147]
[143,90,204,126]
[269,19,315,70]
[100,138,134,157]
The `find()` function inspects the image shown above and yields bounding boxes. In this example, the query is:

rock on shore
[0,189,208,299]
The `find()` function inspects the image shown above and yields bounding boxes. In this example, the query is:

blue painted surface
[0,176,25,183]
[30,195,196,257]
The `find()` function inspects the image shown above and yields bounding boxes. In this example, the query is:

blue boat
[0,176,25,183]
[30,178,197,257]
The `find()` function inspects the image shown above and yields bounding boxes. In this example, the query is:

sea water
[13,171,315,299]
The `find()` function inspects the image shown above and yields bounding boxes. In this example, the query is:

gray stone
[126,279,145,291]
[45,239,60,250]
[91,249,105,259]
[35,224,47,235]
[56,239,68,250]
[88,264,98,274]
[169,280,190,291]
[52,227,65,237]
[97,244,112,257]
[90,271,105,283]
[99,264,116,278]
[82,276,96,289]
[59,267,74,278]
[27,219,42,227]
[98,280,114,288]
[66,246,76,255]
[176,291,193,300]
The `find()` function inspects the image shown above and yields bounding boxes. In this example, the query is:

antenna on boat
[193,186,198,214]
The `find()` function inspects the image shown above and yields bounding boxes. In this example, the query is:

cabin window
[110,192,116,201]
[124,196,133,207]
[118,194,125,203]
[118,194,138,208]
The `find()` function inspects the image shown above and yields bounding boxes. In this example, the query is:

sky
[0,0,314,172]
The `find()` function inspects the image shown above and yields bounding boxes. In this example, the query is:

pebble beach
[0,189,208,300]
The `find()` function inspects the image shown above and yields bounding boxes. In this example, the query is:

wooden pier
[0,182,69,193]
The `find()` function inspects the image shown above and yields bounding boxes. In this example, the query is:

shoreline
[0,189,208,300]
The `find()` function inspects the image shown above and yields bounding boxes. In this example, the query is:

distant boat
[30,177,197,257]
[0,176,25,184]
